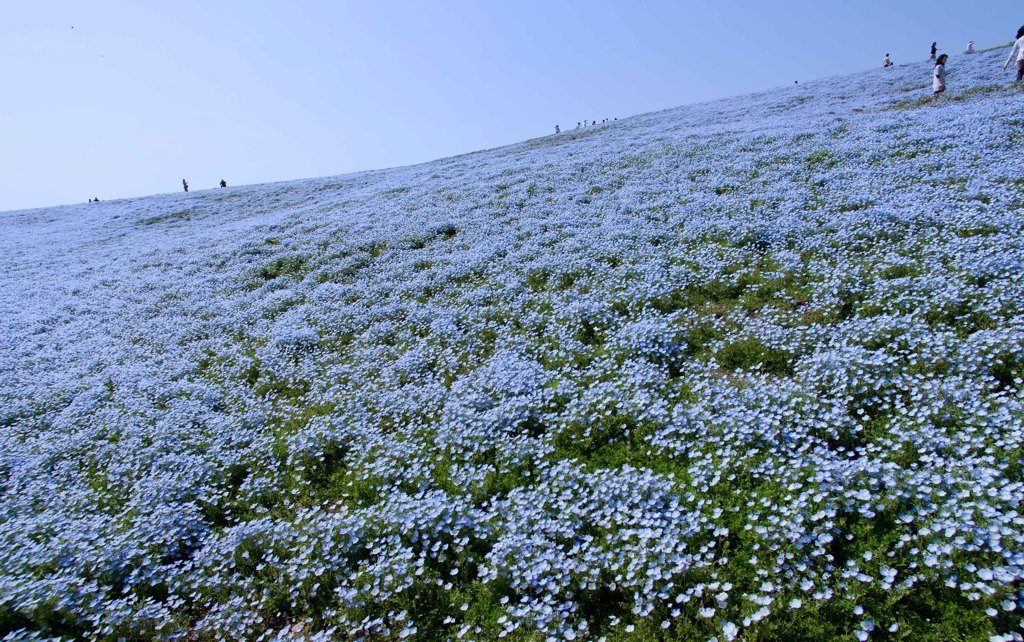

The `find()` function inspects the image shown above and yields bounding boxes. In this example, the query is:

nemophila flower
[2,46,1024,640]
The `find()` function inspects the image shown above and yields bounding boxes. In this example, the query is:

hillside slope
[2,49,1024,640]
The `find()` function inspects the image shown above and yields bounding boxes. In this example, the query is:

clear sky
[1,1,1020,212]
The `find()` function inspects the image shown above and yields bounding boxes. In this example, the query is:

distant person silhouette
[930,42,937,60]
[183,179,189,192]
[94,197,99,202]
[220,179,227,187]
[555,125,560,134]
[933,53,948,96]
[883,53,893,67]
[965,40,974,54]
[1005,26,1024,82]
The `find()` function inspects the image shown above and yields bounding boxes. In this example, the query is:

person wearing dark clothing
[220,179,227,187]
[930,42,937,60]
[183,179,189,192]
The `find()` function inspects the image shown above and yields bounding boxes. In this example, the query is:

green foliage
[880,263,919,280]
[990,353,1024,392]
[525,268,551,292]
[716,337,795,375]
[552,413,661,471]
[889,95,939,111]
[947,83,1024,103]
[836,200,874,212]
[256,254,309,282]
[806,150,837,171]
[435,223,459,240]
[140,208,196,225]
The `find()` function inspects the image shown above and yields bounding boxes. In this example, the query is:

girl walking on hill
[933,54,948,97]
[1004,26,1024,82]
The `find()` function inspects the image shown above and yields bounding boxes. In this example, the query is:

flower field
[2,48,1024,641]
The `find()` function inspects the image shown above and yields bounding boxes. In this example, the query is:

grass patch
[716,337,795,376]
[254,254,310,283]
[140,208,196,225]
[551,413,662,471]
[955,224,1002,238]
[805,150,837,171]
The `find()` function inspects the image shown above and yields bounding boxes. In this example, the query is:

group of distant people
[181,178,228,193]
[577,119,613,128]
[552,119,617,135]
[882,27,1024,99]
[87,178,228,203]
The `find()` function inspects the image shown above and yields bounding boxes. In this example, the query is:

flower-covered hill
[2,47,1024,641]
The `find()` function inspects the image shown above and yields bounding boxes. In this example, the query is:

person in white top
[1004,26,1024,82]
[933,54,948,97]
[883,53,893,67]
[965,40,974,54]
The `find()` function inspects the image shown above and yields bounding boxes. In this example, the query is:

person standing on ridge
[555,125,560,134]
[930,42,937,60]
[182,179,189,192]
[933,53,948,97]
[1004,26,1024,82]
[883,53,893,67]
[965,40,974,54]
[220,179,227,187]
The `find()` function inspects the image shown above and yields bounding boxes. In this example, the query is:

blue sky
[1,1,1019,211]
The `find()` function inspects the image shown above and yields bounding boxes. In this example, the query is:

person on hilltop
[220,179,227,187]
[555,125,560,134]
[883,53,893,67]
[965,40,974,54]
[182,179,189,192]
[1004,26,1024,82]
[930,42,937,60]
[933,53,948,97]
